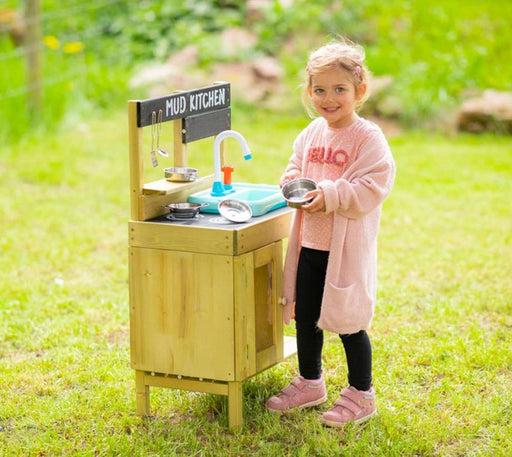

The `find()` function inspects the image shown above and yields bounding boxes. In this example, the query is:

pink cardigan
[282,118,396,334]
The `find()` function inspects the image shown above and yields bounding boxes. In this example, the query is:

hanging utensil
[156,109,169,157]
[150,111,158,167]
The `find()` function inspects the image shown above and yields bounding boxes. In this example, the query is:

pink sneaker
[266,376,327,413]
[321,386,376,427]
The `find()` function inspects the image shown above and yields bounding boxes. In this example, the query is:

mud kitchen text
[166,86,227,117]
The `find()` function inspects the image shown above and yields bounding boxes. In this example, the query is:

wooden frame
[127,84,295,429]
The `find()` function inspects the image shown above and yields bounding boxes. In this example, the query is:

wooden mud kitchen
[128,83,296,429]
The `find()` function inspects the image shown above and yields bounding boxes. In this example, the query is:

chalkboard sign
[182,108,231,143]
[136,83,230,127]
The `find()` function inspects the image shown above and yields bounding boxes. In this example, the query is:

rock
[131,46,287,107]
[130,46,200,90]
[211,58,285,104]
[220,27,257,57]
[211,62,256,98]
[129,63,176,88]
[370,75,394,97]
[456,90,512,134]
[166,45,199,69]
[251,57,283,81]
[360,75,400,118]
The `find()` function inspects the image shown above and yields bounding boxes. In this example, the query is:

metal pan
[162,202,208,218]
[164,167,198,182]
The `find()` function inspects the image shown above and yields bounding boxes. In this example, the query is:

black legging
[294,247,372,391]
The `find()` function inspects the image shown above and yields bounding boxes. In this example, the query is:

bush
[1,0,511,142]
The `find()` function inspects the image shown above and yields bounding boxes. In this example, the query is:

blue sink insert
[187,183,286,216]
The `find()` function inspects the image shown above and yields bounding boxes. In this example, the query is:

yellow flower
[63,41,84,54]
[43,35,60,50]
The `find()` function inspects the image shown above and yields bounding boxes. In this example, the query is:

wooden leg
[227,381,243,430]
[135,370,150,416]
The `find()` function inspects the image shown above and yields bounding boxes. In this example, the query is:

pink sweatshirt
[282,117,396,334]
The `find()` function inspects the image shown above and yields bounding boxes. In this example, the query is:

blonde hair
[302,37,371,116]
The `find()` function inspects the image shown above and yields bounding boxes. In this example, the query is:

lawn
[0,109,511,456]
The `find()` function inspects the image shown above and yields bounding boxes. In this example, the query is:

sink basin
[187,183,286,216]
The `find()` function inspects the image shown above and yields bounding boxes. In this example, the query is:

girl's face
[308,67,366,129]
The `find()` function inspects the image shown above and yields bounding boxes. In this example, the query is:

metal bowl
[218,199,252,223]
[164,167,198,182]
[162,202,207,218]
[281,178,317,208]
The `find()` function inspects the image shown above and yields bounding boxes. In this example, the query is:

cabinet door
[130,247,235,381]
[234,241,284,379]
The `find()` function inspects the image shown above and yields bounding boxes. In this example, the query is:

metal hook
[156,109,169,157]
[150,111,158,167]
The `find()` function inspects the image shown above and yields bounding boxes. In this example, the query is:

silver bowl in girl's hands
[281,178,318,208]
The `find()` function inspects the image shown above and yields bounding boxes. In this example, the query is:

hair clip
[355,66,362,79]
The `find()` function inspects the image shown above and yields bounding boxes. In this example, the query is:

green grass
[0,110,511,456]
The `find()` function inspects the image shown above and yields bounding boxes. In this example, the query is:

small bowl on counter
[218,199,252,223]
[164,167,198,182]
[281,178,317,208]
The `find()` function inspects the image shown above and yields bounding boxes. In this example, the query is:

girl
[266,38,396,427]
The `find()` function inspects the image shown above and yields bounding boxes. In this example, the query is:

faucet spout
[212,130,252,197]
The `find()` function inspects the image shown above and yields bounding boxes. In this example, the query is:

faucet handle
[221,165,234,187]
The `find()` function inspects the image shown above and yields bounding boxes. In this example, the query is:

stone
[456,89,512,134]
[208,57,287,108]
[129,63,175,88]
[166,45,199,69]
[220,27,257,57]
[130,46,200,90]
[359,75,400,118]
[251,56,283,81]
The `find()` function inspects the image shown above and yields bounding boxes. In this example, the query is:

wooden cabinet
[129,232,294,429]
[130,240,285,382]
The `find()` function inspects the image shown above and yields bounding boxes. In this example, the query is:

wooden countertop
[128,206,293,255]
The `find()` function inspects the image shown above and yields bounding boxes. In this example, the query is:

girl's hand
[302,188,325,213]
[280,169,301,187]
